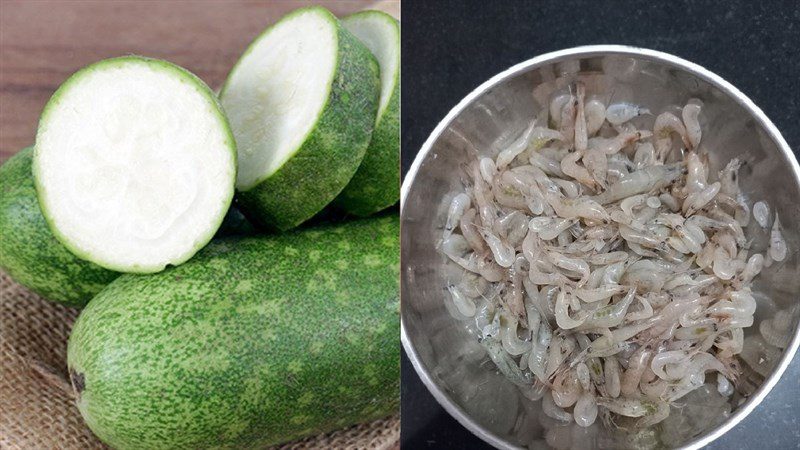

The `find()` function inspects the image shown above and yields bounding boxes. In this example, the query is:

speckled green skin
[334,12,400,216]
[0,148,118,307]
[229,7,381,231]
[67,214,399,449]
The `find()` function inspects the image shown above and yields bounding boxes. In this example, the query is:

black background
[401,0,800,448]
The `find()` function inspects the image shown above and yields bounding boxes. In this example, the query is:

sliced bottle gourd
[220,6,380,231]
[33,56,237,273]
[0,147,118,307]
[334,10,401,216]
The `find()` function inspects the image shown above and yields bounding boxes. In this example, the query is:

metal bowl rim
[401,44,800,450]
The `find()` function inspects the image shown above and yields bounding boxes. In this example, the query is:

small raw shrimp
[620,343,653,396]
[717,373,734,397]
[549,93,573,129]
[626,295,654,321]
[579,287,637,330]
[587,251,628,266]
[552,368,581,407]
[549,194,611,223]
[553,178,581,198]
[605,103,651,125]
[753,201,770,228]
[500,313,530,355]
[583,148,608,189]
[498,213,530,249]
[543,389,573,422]
[604,357,621,398]
[471,163,496,227]
[479,227,516,268]
[715,193,750,226]
[575,285,627,303]
[654,112,691,160]
[530,151,566,177]
[447,284,477,317]
[575,82,588,152]
[650,349,692,380]
[769,213,787,262]
[459,209,487,253]
[458,272,488,298]
[443,193,471,240]
[585,98,606,135]
[493,173,529,210]
[561,151,597,189]
[633,142,656,170]
[681,103,702,148]
[634,399,670,427]
[555,289,589,329]
[682,181,721,216]
[560,94,578,144]
[530,216,576,241]
[659,192,681,212]
[496,124,564,169]
[620,194,648,218]
[593,164,684,205]
[574,393,598,427]
[718,158,742,197]
[588,130,653,156]
[548,252,591,283]
[479,157,496,184]
[738,253,765,285]
[595,397,656,418]
[684,152,708,194]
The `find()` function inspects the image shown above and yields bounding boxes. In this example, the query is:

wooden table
[0,0,399,162]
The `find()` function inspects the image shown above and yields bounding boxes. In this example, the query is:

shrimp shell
[606,103,651,125]
[753,201,770,229]
[769,213,787,262]
[681,103,702,148]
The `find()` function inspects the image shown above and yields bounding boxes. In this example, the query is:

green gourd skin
[228,7,381,231]
[0,147,118,307]
[334,11,401,217]
[67,214,399,449]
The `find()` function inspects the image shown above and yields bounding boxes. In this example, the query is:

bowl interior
[401,48,800,449]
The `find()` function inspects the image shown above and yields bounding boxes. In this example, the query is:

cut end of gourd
[342,10,399,120]
[221,7,338,191]
[34,57,236,273]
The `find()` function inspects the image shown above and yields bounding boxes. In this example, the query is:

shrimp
[604,357,621,398]
[479,157,497,184]
[718,157,742,197]
[561,151,597,189]
[575,285,627,303]
[447,284,477,317]
[605,103,651,125]
[546,193,611,223]
[555,289,589,329]
[592,164,684,205]
[621,344,653,396]
[574,82,588,152]
[583,148,608,189]
[588,130,652,155]
[530,151,566,177]
[684,152,708,193]
[682,181,721,216]
[574,393,599,427]
[753,201,770,228]
[579,288,637,330]
[497,125,564,168]
[654,112,691,160]
[479,227,516,268]
[633,142,656,170]
[769,213,787,262]
[549,93,573,129]
[595,397,657,418]
[585,98,606,135]
[548,252,591,283]
[459,209,487,253]
[543,389,573,422]
[530,217,576,241]
[443,193,471,240]
[560,94,578,145]
[471,163,496,227]
[681,103,702,148]
[552,368,581,407]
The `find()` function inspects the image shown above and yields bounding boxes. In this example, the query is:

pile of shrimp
[439,81,789,429]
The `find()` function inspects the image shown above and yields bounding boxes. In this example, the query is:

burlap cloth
[0,272,400,449]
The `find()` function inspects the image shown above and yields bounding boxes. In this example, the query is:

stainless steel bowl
[401,45,800,449]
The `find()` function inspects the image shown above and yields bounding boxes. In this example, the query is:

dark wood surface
[0,0,398,163]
